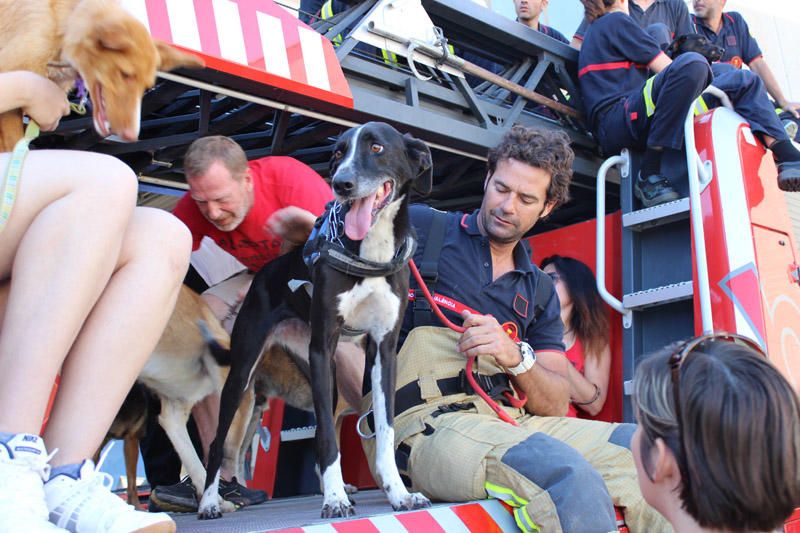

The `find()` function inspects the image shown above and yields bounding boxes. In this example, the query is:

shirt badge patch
[726,34,737,46]
[513,293,529,318]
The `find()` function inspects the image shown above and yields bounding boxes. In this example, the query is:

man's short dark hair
[487,126,573,209]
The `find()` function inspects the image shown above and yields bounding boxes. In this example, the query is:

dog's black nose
[333,178,355,196]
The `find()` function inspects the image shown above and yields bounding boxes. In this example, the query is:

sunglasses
[667,332,766,488]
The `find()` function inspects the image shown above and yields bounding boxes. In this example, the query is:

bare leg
[44,207,190,465]
[0,150,190,465]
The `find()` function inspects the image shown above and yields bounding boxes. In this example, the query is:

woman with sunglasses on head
[632,334,800,532]
[540,255,611,417]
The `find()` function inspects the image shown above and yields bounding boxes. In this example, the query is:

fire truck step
[622,281,693,310]
[622,198,690,231]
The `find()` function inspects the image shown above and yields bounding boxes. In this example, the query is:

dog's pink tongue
[344,192,378,241]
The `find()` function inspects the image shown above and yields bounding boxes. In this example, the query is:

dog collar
[303,201,417,278]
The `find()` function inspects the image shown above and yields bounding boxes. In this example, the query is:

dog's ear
[404,133,433,196]
[154,40,206,71]
[665,35,682,58]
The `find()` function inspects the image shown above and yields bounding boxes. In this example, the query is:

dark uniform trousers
[594,52,712,156]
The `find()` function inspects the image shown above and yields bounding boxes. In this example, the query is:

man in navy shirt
[692,0,799,119]
[572,0,693,49]
[514,0,570,44]
[359,125,669,532]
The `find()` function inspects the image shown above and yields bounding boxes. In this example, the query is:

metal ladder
[596,99,722,421]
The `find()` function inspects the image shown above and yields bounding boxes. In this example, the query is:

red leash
[408,259,527,426]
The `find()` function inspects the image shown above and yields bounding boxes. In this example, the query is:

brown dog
[0,0,204,150]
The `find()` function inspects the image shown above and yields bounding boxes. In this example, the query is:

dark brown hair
[634,339,800,532]
[184,135,248,180]
[580,0,617,22]
[487,126,573,209]
[539,255,609,357]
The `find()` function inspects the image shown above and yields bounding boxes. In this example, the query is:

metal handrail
[596,151,633,329]
[684,102,714,334]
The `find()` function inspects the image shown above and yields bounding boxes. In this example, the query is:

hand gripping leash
[408,260,527,426]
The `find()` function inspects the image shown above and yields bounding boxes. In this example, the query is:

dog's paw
[197,493,224,520]
[197,504,222,520]
[392,492,431,512]
[321,496,356,518]
[344,483,359,495]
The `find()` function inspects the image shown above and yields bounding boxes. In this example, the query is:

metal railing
[596,150,633,329]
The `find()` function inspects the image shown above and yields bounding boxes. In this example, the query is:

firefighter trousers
[396,409,669,533]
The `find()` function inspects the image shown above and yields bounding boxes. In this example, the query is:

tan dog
[136,285,248,513]
[103,287,358,513]
[0,0,204,150]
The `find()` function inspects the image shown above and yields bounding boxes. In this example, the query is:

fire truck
[39,0,800,530]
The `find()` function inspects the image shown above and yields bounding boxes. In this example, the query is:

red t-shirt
[173,156,333,272]
[566,337,586,418]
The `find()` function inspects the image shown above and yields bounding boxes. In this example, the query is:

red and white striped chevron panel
[121,0,353,108]
[267,500,519,532]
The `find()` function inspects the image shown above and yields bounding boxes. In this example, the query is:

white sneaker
[0,433,66,532]
[44,459,175,533]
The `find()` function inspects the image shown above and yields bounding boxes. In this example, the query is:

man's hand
[778,100,800,119]
[265,206,318,254]
[456,310,521,368]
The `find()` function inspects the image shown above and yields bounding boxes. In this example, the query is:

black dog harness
[303,201,417,278]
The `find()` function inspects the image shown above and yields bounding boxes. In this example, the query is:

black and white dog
[198,122,433,519]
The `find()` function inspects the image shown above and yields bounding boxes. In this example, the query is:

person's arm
[648,52,672,73]
[0,71,70,131]
[749,57,800,118]
[567,343,611,416]
[457,311,570,416]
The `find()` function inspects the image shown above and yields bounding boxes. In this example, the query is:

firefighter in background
[572,0,693,50]
[577,0,712,207]
[580,0,800,203]
[691,0,800,139]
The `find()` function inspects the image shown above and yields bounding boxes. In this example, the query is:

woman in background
[540,255,611,416]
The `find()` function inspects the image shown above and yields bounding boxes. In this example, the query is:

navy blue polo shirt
[400,205,564,353]
[578,12,664,127]
[574,0,693,41]
[691,12,762,68]
[539,23,569,44]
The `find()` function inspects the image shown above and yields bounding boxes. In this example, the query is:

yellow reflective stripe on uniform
[320,0,333,18]
[320,0,342,45]
[643,76,656,117]
[381,48,398,66]
[693,96,709,116]
[484,482,528,507]
[514,507,541,533]
[776,107,784,115]
[513,509,534,533]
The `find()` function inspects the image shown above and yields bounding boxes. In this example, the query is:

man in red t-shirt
[173,135,333,331]
[151,136,335,512]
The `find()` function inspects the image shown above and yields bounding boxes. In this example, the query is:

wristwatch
[506,341,537,376]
